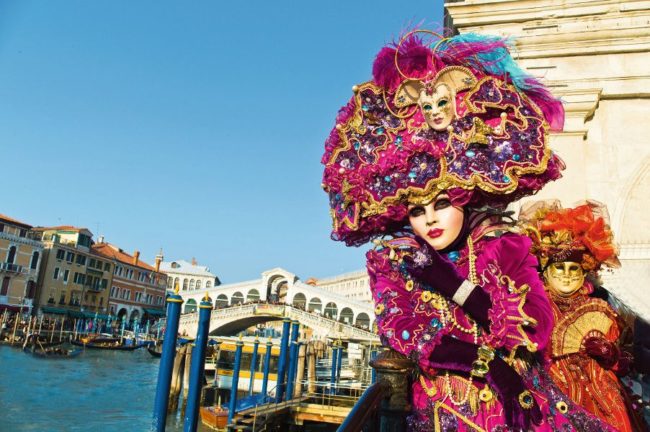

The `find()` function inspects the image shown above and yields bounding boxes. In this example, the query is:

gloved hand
[486,356,543,430]
[403,236,492,328]
[583,336,620,370]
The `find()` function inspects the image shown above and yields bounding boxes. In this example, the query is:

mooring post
[294,342,306,398]
[275,317,291,402]
[227,336,244,428]
[261,338,273,398]
[248,337,260,396]
[370,347,378,384]
[329,340,339,395]
[183,295,212,432]
[152,288,183,432]
[307,342,317,394]
[336,343,344,387]
[181,344,193,413]
[285,320,300,401]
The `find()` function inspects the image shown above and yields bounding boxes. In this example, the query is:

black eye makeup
[423,104,433,111]
[437,99,448,108]
[408,206,425,218]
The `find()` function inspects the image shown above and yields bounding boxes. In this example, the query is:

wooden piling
[294,343,306,398]
[168,345,185,412]
[38,315,43,335]
[59,317,64,341]
[49,318,55,343]
[307,342,316,394]
[12,312,19,343]
[181,344,193,414]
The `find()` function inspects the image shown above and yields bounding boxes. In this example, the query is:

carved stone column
[369,349,415,432]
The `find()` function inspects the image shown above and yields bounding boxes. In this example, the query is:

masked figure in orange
[520,200,634,432]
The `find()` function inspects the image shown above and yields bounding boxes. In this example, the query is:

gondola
[71,339,145,351]
[22,334,64,352]
[31,347,83,359]
[147,346,162,357]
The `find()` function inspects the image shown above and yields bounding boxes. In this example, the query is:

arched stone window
[247,289,260,302]
[292,292,307,309]
[189,279,195,290]
[308,297,322,313]
[231,292,244,305]
[355,313,370,329]
[324,302,338,319]
[215,294,228,309]
[195,280,202,290]
[26,280,36,298]
[183,279,188,291]
[206,280,212,288]
[340,307,354,324]
[184,298,197,314]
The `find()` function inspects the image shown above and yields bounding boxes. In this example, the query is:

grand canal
[0,345,210,431]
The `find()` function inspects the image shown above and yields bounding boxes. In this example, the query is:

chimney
[133,250,140,266]
[155,248,163,272]
[98,235,105,244]
[191,257,197,266]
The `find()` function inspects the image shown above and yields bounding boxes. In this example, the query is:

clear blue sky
[0,1,443,283]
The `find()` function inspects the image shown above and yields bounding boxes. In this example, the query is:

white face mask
[408,194,464,251]
[418,84,455,131]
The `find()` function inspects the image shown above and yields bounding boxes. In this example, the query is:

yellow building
[0,214,43,313]
[34,226,113,317]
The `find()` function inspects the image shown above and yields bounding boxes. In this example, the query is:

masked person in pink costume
[321,30,615,431]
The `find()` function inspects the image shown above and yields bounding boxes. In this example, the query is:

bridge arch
[231,292,244,305]
[356,312,370,329]
[292,292,306,309]
[340,307,354,324]
[324,302,338,320]
[308,297,322,313]
[185,298,197,314]
[247,289,260,302]
[215,294,228,309]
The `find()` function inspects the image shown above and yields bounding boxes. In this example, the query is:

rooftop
[92,242,156,271]
[0,213,32,229]
[159,260,216,278]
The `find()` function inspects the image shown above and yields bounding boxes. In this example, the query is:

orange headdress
[519,200,620,272]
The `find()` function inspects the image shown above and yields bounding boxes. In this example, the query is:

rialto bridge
[176,267,377,341]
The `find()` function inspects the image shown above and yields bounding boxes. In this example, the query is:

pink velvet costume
[321,31,614,431]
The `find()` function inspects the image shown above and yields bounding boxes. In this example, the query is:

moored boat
[31,347,83,359]
[71,339,144,351]
[200,405,228,430]
[147,346,162,357]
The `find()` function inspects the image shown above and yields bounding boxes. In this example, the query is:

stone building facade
[445,0,650,319]
[0,214,43,313]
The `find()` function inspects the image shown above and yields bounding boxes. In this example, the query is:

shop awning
[143,308,165,317]
[41,306,67,315]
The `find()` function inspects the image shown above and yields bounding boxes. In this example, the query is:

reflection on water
[0,345,210,432]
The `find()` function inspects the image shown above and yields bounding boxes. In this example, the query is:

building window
[189,279,195,290]
[30,251,39,270]
[104,262,111,272]
[63,269,69,283]
[53,267,60,280]
[75,254,86,266]
[56,249,65,260]
[59,292,66,305]
[26,280,36,298]
[196,280,202,290]
[6,246,16,264]
[206,280,212,288]
[0,223,3,233]
[66,251,74,263]
[183,279,188,291]
[89,258,96,268]
[1,277,10,296]
[19,229,26,238]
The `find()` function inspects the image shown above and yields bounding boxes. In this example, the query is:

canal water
[0,345,211,432]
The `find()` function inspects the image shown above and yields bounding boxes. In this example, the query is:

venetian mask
[544,261,585,297]
[419,84,454,131]
[394,66,477,131]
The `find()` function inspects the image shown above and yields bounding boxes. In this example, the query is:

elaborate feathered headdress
[322,31,565,246]
[518,200,620,272]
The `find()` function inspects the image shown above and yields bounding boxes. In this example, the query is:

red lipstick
[427,228,443,239]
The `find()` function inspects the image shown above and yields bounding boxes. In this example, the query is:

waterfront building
[33,226,112,316]
[305,270,371,304]
[445,0,650,320]
[159,257,220,302]
[93,241,166,322]
[0,214,43,314]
